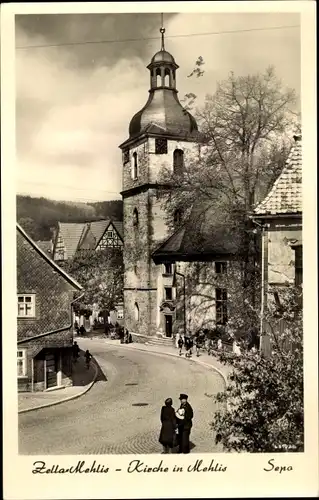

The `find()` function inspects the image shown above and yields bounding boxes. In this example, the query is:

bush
[212,286,303,452]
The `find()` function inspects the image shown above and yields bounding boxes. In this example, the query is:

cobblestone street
[19,340,226,455]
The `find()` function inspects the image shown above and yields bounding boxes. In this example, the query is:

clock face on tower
[155,138,168,155]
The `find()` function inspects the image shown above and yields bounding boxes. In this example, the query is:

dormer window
[155,138,168,155]
[132,152,138,179]
[173,149,184,175]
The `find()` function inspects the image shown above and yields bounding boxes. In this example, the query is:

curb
[128,345,228,387]
[18,361,98,414]
[82,338,228,388]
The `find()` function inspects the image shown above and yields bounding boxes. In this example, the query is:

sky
[15,12,301,203]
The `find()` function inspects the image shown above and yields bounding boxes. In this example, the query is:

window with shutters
[155,138,168,155]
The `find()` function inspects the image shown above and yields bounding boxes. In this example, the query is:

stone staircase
[146,336,175,347]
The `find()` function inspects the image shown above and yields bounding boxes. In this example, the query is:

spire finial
[160,13,165,51]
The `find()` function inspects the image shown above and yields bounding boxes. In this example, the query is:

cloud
[15,13,300,202]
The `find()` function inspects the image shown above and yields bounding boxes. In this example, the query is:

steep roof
[17,224,83,290]
[89,220,110,243]
[152,199,243,263]
[254,135,302,216]
[58,222,86,259]
[111,220,124,240]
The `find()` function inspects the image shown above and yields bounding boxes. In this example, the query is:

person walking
[184,337,190,358]
[175,394,194,454]
[158,398,177,454]
[178,336,184,356]
[72,341,80,362]
[84,349,92,369]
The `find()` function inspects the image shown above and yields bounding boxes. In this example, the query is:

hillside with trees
[17,195,123,241]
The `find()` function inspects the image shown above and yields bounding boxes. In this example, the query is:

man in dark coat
[176,393,194,454]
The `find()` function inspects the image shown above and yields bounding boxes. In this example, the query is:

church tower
[119,25,204,339]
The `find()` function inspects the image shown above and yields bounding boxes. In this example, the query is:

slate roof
[58,222,86,259]
[17,224,83,290]
[254,135,302,216]
[112,220,124,240]
[152,199,243,263]
[57,219,124,257]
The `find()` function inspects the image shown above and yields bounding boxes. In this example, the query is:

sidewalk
[82,337,233,384]
[18,352,97,413]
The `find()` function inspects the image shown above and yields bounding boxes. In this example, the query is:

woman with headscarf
[159,398,177,453]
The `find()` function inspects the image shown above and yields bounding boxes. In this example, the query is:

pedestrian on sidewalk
[159,398,177,454]
[79,325,86,336]
[85,349,92,369]
[184,337,190,358]
[178,336,184,356]
[175,393,193,454]
[72,341,80,362]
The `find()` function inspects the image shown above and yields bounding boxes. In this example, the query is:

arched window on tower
[173,149,184,175]
[156,67,161,87]
[164,68,170,87]
[134,302,139,322]
[132,152,138,179]
[133,208,139,227]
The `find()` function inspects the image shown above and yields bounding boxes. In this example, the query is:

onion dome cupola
[128,26,200,139]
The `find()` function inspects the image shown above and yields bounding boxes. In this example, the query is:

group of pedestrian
[177,335,203,358]
[159,394,193,454]
[72,341,92,369]
[74,321,86,336]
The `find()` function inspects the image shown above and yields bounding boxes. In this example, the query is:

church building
[119,28,206,340]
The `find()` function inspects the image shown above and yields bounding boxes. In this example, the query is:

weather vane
[160,13,165,51]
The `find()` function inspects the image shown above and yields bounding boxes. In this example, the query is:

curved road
[19,340,225,455]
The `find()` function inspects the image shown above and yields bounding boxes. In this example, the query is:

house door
[45,353,57,389]
[165,315,173,337]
